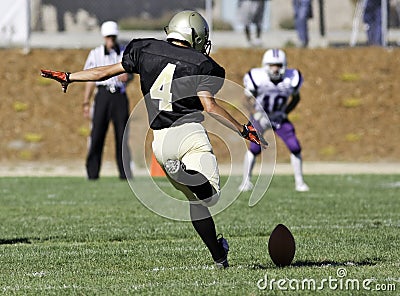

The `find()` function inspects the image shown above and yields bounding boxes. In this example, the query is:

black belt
[98,85,125,94]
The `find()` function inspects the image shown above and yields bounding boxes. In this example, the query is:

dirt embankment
[1,47,399,164]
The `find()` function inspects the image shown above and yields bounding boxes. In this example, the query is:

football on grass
[268,224,296,267]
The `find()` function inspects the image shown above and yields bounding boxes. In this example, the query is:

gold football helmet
[164,10,211,54]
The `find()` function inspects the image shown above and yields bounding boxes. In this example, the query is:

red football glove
[41,69,71,93]
[241,122,268,148]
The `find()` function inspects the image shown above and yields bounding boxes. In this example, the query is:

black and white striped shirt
[84,44,126,92]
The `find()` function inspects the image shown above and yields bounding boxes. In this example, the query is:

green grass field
[0,175,399,295]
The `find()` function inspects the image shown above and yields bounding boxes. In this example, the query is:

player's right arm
[69,63,126,82]
[41,63,126,92]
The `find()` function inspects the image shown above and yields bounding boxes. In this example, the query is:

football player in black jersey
[41,10,267,269]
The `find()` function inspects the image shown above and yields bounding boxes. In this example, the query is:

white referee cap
[101,21,119,37]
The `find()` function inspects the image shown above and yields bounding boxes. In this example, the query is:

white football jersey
[243,67,303,114]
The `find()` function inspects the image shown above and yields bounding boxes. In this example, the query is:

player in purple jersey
[239,48,309,192]
[41,11,267,269]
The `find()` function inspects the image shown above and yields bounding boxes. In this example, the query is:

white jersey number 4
[150,63,176,111]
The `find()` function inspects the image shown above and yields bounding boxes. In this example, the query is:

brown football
[268,224,296,267]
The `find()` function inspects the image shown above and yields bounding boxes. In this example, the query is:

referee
[82,21,133,180]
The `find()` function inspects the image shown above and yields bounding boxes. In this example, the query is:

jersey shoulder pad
[245,67,266,85]
[243,67,266,96]
[122,38,158,73]
[125,38,162,54]
[201,56,225,79]
[285,68,303,89]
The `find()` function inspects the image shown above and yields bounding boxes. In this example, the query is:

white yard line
[0,161,399,177]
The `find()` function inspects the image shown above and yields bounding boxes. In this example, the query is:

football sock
[290,153,304,185]
[241,150,256,183]
[190,203,226,262]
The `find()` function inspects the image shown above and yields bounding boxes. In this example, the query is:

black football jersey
[122,38,225,129]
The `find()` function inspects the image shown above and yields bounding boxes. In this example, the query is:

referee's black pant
[86,87,132,180]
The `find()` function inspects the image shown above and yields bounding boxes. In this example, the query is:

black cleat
[215,234,229,269]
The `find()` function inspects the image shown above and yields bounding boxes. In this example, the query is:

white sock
[241,150,256,184]
[290,153,304,186]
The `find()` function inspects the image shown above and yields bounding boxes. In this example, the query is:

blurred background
[1,0,399,176]
[2,0,400,49]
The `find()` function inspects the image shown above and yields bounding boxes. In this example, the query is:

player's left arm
[198,90,267,148]
[198,90,243,133]
[284,69,303,114]
[285,91,300,114]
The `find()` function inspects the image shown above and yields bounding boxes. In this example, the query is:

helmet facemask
[192,27,211,54]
